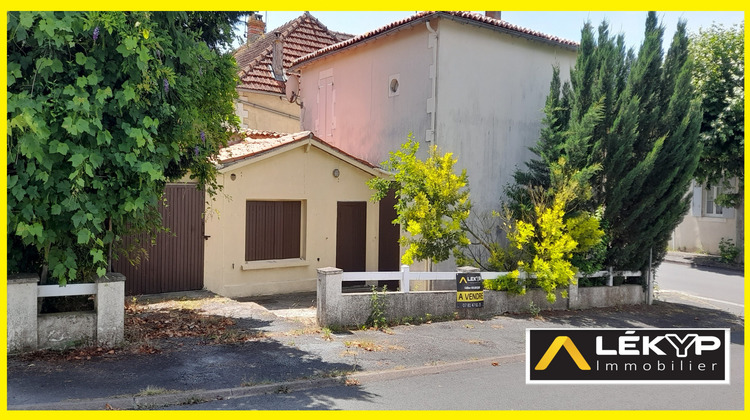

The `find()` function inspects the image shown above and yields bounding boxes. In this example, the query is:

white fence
[317,266,648,327]
[342,265,643,292]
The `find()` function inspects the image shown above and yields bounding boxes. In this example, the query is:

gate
[113,184,205,295]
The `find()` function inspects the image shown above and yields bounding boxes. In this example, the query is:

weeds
[719,238,740,264]
[135,386,174,397]
[321,327,333,341]
[527,301,541,318]
[366,285,388,330]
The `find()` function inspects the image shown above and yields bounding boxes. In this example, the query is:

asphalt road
[164,261,745,411]
[165,342,744,410]
[654,262,744,315]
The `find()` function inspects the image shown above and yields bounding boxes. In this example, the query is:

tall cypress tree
[507,12,702,276]
[609,18,702,271]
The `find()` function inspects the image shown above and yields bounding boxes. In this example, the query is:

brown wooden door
[114,184,205,295]
[336,201,367,272]
[378,188,400,271]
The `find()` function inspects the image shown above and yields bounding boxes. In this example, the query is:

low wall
[7,273,125,353]
[317,268,645,327]
[38,312,97,349]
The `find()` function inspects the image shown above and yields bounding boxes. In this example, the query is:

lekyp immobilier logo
[527,328,730,384]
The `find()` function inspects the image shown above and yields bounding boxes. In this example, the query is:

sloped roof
[233,13,354,95]
[291,11,578,70]
[216,130,380,173]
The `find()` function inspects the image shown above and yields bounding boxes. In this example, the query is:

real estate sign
[456,272,483,308]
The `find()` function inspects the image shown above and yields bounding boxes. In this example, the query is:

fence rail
[341,265,642,292]
[37,283,98,298]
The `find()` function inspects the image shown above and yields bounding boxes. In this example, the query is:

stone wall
[317,268,645,327]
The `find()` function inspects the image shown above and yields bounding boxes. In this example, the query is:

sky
[241,11,744,52]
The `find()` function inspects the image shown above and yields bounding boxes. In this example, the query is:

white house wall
[299,17,576,215]
[434,18,577,216]
[298,23,433,166]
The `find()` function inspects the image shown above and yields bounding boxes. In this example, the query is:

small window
[245,201,302,261]
[704,186,723,216]
[388,74,400,97]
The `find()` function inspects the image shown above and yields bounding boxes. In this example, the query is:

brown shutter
[246,201,301,261]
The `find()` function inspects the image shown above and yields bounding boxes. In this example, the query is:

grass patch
[135,386,176,397]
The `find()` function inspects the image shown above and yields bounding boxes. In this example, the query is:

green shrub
[718,238,740,264]
[483,270,526,295]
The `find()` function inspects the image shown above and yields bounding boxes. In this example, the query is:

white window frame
[704,185,724,217]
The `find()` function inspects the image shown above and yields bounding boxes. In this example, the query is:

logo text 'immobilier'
[526,328,730,384]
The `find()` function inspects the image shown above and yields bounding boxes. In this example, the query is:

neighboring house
[203,129,398,297]
[233,13,353,133]
[288,11,578,269]
[671,181,739,254]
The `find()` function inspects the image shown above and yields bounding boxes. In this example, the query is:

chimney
[272,32,284,81]
[246,13,265,44]
[485,11,502,20]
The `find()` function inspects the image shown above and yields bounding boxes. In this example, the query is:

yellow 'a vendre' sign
[456,272,483,308]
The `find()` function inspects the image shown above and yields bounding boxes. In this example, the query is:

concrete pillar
[317,267,343,327]
[95,273,125,347]
[568,279,580,309]
[7,274,39,353]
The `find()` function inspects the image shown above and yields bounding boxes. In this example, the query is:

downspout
[424,19,439,274]
[426,19,438,145]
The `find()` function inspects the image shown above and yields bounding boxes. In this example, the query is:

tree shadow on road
[529,300,744,345]
[7,304,377,410]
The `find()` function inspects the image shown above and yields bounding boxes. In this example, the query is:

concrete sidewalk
[664,251,744,272]
[7,288,744,411]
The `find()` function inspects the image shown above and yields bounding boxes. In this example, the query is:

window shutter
[246,201,301,261]
[691,186,702,217]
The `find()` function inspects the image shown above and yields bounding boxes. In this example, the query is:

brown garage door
[113,184,205,295]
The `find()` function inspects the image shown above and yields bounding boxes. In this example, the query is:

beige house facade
[203,130,390,297]
[233,13,353,133]
[671,181,740,254]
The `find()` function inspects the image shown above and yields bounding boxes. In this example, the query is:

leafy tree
[487,159,604,303]
[7,11,247,284]
[689,22,744,260]
[368,134,471,266]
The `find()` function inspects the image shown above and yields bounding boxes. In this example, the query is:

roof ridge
[291,11,579,69]
[235,12,355,95]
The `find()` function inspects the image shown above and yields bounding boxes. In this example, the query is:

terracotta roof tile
[291,11,579,69]
[216,130,378,170]
[234,13,355,95]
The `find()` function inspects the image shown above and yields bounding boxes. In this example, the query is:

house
[233,13,353,133]
[671,181,740,254]
[202,129,398,297]
[287,11,579,269]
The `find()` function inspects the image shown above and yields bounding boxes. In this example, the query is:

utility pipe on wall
[426,19,438,144]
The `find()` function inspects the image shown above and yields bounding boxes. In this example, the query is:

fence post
[607,266,614,287]
[568,277,580,309]
[401,265,410,293]
[7,274,39,353]
[96,273,125,347]
[317,267,343,326]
